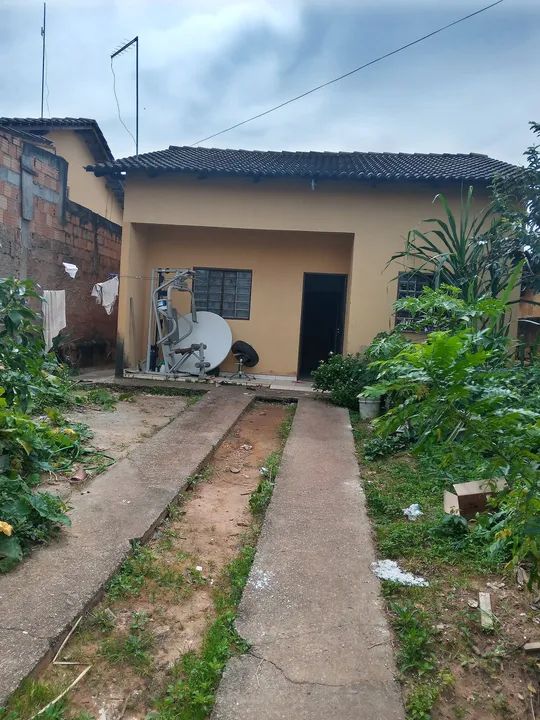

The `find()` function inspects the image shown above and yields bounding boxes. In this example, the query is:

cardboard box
[444,479,507,519]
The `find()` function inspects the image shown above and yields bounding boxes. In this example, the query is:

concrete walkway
[0,386,252,704]
[212,399,404,720]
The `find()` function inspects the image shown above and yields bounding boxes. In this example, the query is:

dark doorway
[298,273,347,379]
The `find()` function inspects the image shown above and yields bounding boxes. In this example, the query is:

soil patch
[19,402,288,720]
[67,393,189,461]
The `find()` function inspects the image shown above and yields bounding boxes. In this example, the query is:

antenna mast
[111,36,139,155]
[40,2,46,118]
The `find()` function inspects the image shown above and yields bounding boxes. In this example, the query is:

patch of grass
[405,682,440,720]
[137,387,203,405]
[278,403,296,443]
[351,413,519,719]
[390,601,436,676]
[151,546,254,720]
[84,607,116,633]
[249,451,281,515]
[100,611,154,674]
[106,544,158,600]
[78,388,117,410]
[0,679,67,720]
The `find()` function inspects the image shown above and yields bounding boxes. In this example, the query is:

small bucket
[357,395,381,420]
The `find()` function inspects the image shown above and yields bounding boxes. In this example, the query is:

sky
[0,0,539,165]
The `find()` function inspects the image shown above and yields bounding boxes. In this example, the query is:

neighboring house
[0,118,123,225]
[0,124,122,365]
[88,146,516,378]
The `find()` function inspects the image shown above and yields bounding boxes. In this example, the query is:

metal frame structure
[146,268,209,378]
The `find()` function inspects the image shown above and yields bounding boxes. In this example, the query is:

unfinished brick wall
[0,129,122,365]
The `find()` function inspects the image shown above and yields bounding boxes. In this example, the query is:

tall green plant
[390,186,528,304]
[0,277,70,412]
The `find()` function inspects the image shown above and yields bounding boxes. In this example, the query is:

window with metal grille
[193,268,252,320]
[395,271,433,324]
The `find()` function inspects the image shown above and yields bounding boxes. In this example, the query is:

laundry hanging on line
[42,290,66,352]
[91,275,119,315]
[62,262,78,278]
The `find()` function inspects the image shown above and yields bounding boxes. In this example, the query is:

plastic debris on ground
[402,503,423,521]
[371,559,429,587]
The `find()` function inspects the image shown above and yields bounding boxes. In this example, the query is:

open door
[298,273,347,380]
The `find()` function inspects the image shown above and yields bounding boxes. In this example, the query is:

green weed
[0,679,66,720]
[151,545,254,720]
[391,601,436,676]
[85,607,116,633]
[106,545,157,600]
[405,682,440,720]
[278,403,296,442]
[186,465,212,490]
[249,451,281,515]
[78,388,117,410]
[100,612,154,674]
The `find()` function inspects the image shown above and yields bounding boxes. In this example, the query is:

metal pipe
[40,3,46,118]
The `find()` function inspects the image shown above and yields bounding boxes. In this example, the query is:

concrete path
[212,399,404,720]
[0,386,252,704]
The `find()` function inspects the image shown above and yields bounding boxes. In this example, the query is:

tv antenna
[40,2,46,118]
[111,36,139,155]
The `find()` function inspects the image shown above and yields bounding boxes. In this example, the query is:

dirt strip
[0,386,253,705]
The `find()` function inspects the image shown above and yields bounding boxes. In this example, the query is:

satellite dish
[176,311,232,375]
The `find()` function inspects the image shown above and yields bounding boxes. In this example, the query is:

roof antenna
[40,2,46,118]
[111,36,139,155]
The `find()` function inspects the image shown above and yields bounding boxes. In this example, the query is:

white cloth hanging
[91,276,119,315]
[62,262,78,279]
[42,290,66,352]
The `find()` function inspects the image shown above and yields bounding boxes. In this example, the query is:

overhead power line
[191,0,504,146]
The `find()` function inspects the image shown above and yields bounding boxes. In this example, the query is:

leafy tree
[492,122,540,293]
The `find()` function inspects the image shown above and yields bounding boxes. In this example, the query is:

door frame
[296,272,348,380]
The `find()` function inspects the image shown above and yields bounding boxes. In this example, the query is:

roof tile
[88,145,519,183]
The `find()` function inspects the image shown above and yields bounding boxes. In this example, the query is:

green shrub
[312,353,374,409]
[0,278,84,572]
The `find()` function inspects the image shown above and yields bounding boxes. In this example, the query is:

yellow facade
[47,130,123,224]
[118,174,493,376]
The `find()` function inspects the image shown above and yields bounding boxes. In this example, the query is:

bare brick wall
[0,129,121,364]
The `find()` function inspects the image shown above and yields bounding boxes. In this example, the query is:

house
[0,121,122,365]
[88,146,516,378]
[0,118,123,225]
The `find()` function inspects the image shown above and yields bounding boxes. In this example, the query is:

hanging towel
[42,290,66,352]
[91,276,119,315]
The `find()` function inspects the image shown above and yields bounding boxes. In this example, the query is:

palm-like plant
[390,185,528,304]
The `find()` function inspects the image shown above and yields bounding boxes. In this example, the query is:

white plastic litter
[403,503,424,521]
[371,559,429,587]
[62,262,78,278]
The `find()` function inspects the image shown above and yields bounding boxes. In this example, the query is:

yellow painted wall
[124,225,352,375]
[47,130,122,224]
[118,173,493,375]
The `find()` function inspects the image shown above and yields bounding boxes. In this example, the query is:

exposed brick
[0,131,121,360]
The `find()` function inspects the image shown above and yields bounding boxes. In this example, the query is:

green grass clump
[151,547,254,720]
[249,451,281,515]
[100,611,154,674]
[106,545,158,599]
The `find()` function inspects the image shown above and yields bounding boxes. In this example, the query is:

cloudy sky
[1,0,538,164]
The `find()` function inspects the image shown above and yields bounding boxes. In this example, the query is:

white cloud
[0,0,538,163]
